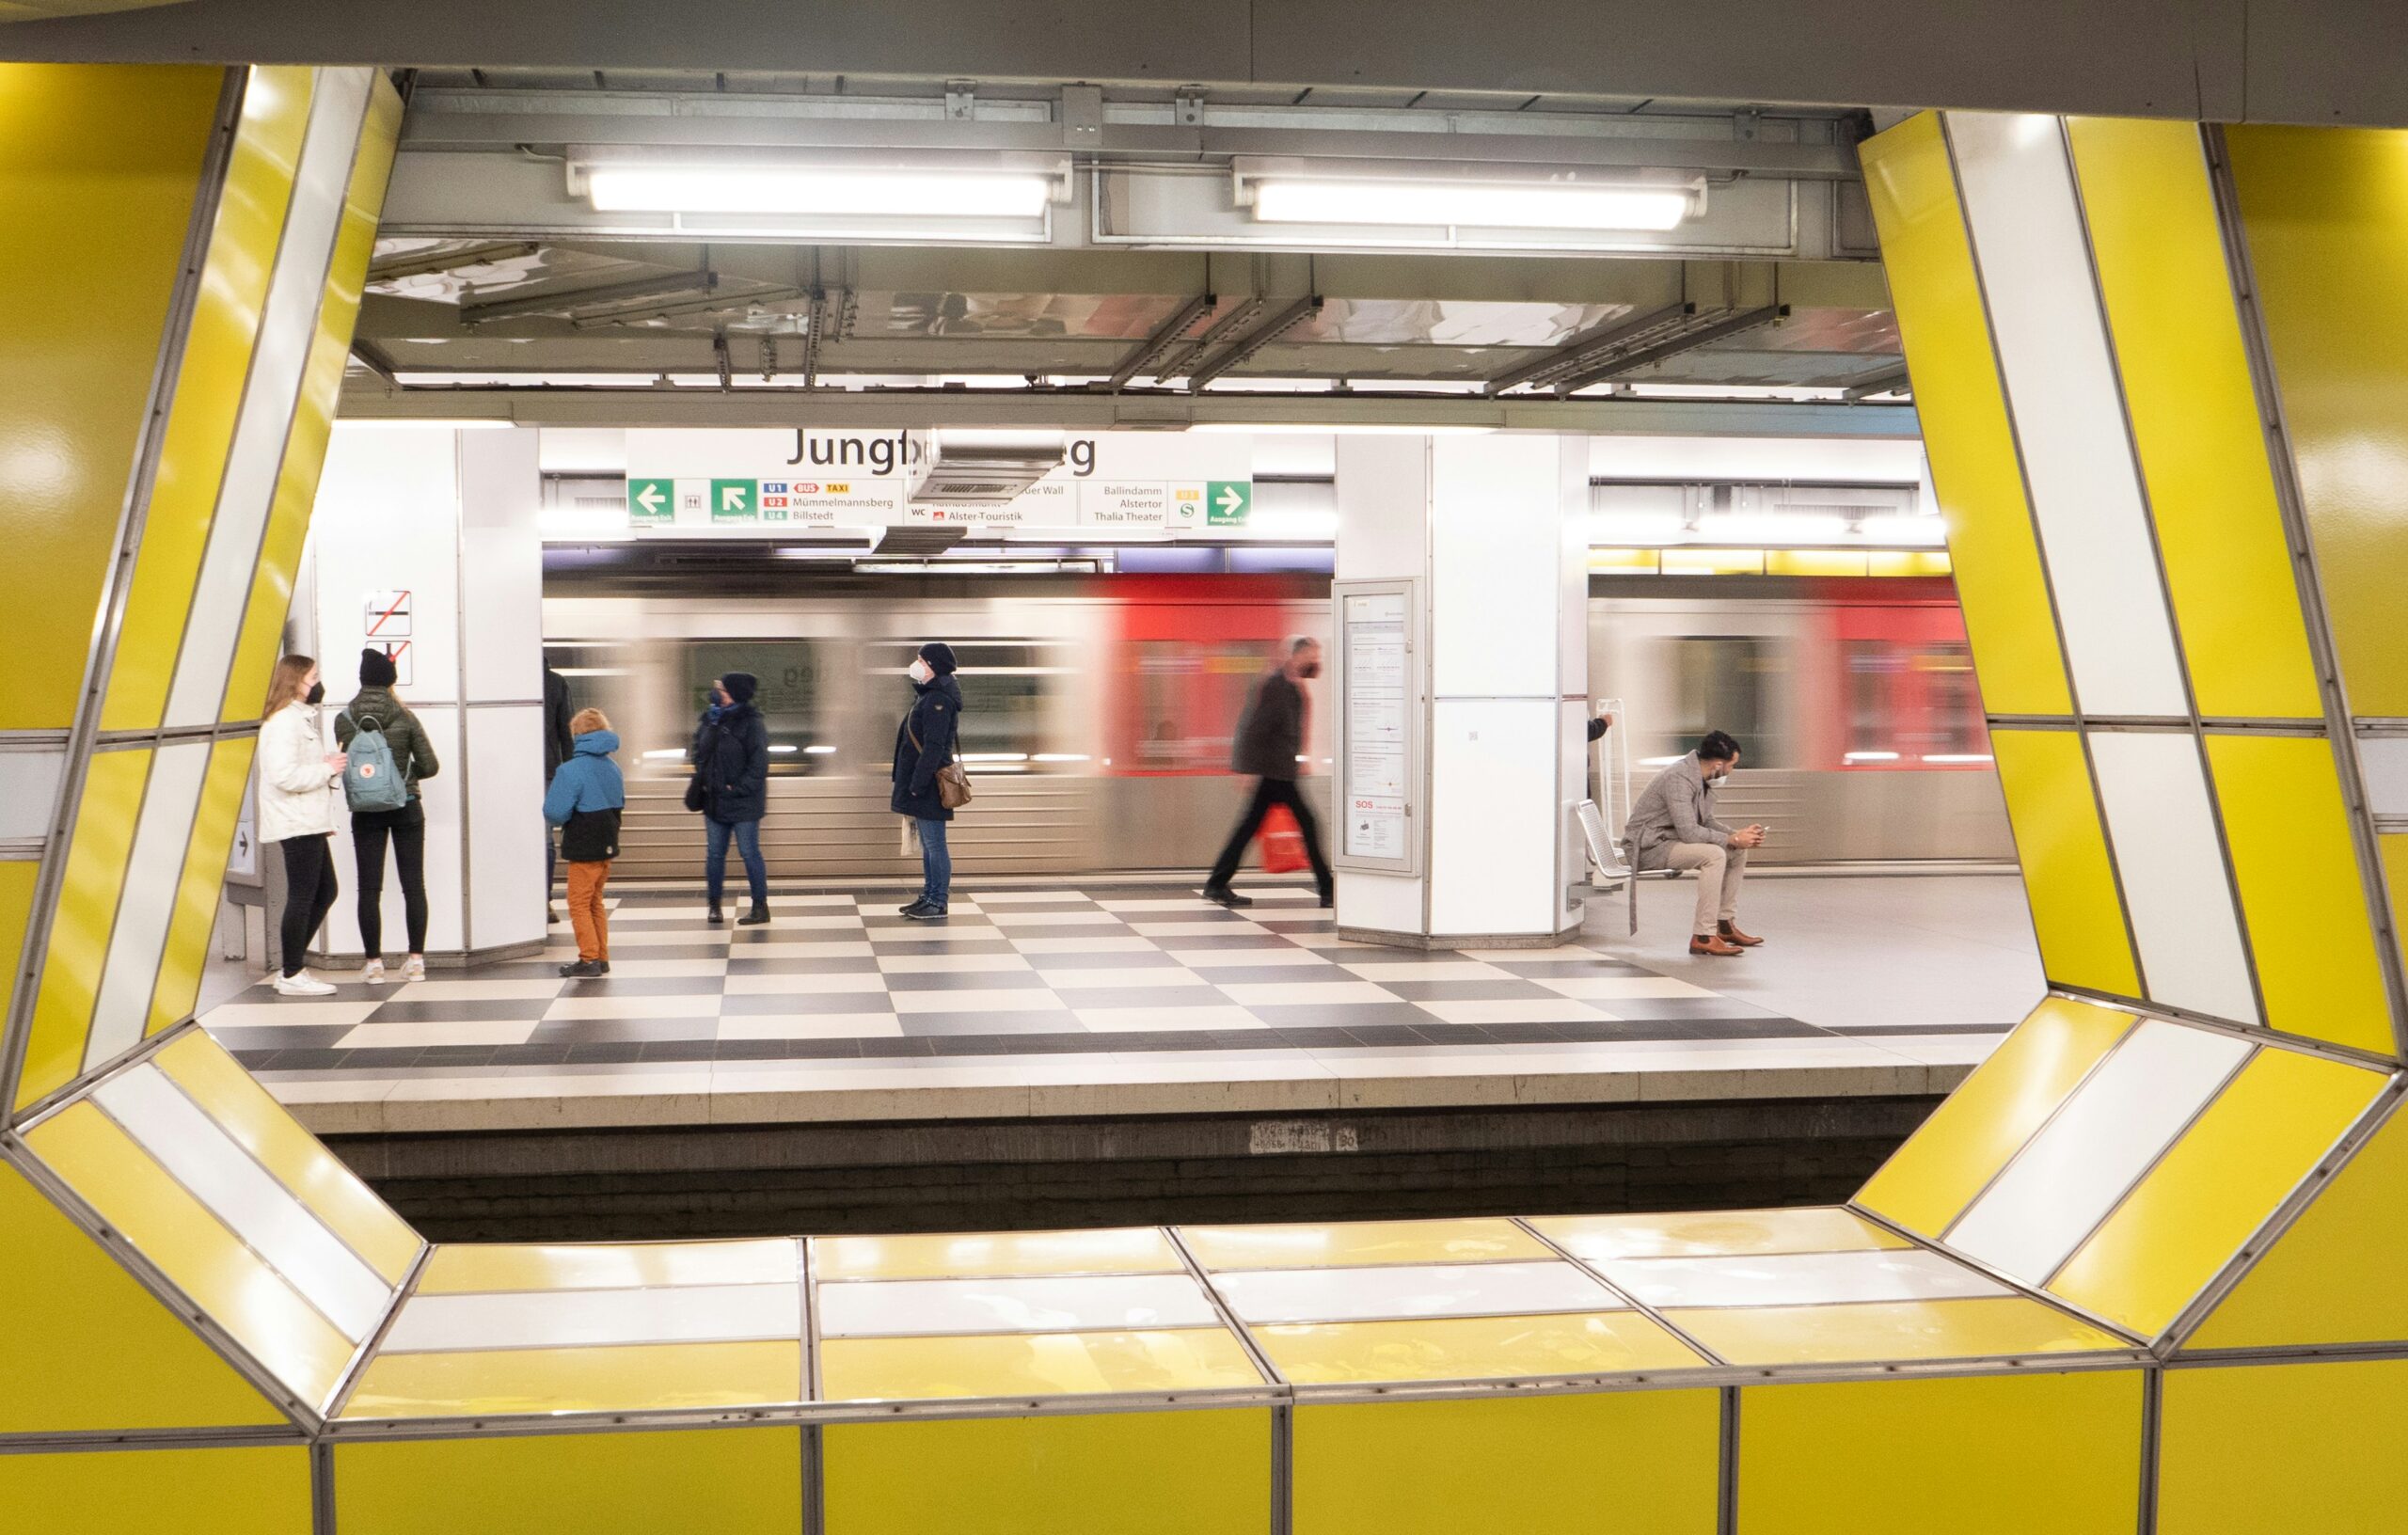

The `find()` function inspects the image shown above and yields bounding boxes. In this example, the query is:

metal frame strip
[2201,121,2408,1061]
[1163,1225,1291,1535]
[1509,1215,1731,1367]
[324,1242,431,1423]
[0,69,248,1117]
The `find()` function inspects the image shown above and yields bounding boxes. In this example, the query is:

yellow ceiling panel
[1530,1207,1909,1261]
[819,1327,1260,1401]
[1258,1311,1703,1385]
[1178,1218,1548,1270]
[415,1238,799,1295]
[340,1339,802,1419]
[812,1226,1181,1281]
[1668,1296,2128,1368]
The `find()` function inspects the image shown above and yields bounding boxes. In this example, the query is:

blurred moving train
[543,556,2013,881]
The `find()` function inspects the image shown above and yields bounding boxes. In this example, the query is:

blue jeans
[915,816,951,909]
[705,815,767,908]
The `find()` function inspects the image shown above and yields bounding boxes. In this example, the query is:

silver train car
[541,569,2012,881]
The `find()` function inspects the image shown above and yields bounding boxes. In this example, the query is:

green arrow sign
[627,477,673,524]
[1207,480,1252,526]
[710,479,756,522]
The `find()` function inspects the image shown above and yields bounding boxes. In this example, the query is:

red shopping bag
[1259,805,1310,873]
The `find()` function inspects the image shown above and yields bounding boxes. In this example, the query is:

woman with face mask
[891,641,963,919]
[257,654,350,995]
[689,672,771,925]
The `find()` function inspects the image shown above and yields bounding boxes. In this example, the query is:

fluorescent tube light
[1253,180,1690,232]
[585,166,1053,218]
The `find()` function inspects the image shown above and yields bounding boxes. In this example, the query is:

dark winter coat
[543,669,574,781]
[890,674,963,821]
[1230,669,1306,781]
[689,702,769,823]
[544,730,625,862]
[334,687,440,800]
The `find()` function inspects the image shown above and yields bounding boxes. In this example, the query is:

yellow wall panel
[820,1328,1260,1401]
[2051,1046,2383,1337]
[2227,126,2408,717]
[2207,734,2396,1054]
[1532,1207,1908,1260]
[222,74,398,721]
[24,1102,353,1411]
[421,1237,798,1293]
[101,65,313,732]
[1739,1371,2143,1535]
[825,1409,1271,1535]
[1860,113,2070,716]
[338,1427,801,1535]
[2191,1098,2408,1350]
[2160,1359,2408,1534]
[1180,1217,1547,1270]
[0,64,223,729]
[0,1158,283,1432]
[1259,1311,1701,1385]
[148,735,255,1034]
[2386,835,2408,986]
[1858,996,2135,1235]
[1988,731,2139,996]
[0,1445,310,1535]
[17,748,150,1110]
[815,1226,1180,1280]
[1671,1296,2124,1368]
[1294,1390,1719,1535]
[341,1341,802,1420]
[2067,117,2322,721]
[154,1030,422,1284]
[0,860,37,1035]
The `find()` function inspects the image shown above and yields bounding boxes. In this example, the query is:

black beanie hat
[359,647,397,688]
[720,672,759,704]
[918,641,958,676]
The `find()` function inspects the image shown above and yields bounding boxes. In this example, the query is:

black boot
[558,957,608,978]
[706,906,724,925]
[1202,884,1253,909]
[737,904,771,926]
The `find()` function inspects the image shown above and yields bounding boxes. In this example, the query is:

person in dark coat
[891,641,964,920]
[1203,636,1334,909]
[689,671,770,925]
[543,666,574,923]
[335,648,441,982]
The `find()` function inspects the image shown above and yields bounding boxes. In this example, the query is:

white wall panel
[2357,736,2408,817]
[1431,435,1565,699]
[463,704,548,952]
[0,748,64,841]
[384,1283,800,1352]
[816,1274,1219,1337]
[1948,1020,2251,1284]
[1333,435,1427,581]
[96,1066,392,1338]
[164,71,371,727]
[458,429,544,705]
[1949,110,2188,719]
[84,742,213,1068]
[1430,699,1557,936]
[1212,1260,1618,1324]
[2088,731,2258,1024]
[1595,1249,2011,1308]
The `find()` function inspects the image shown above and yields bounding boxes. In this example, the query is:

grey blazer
[1623,752,1732,867]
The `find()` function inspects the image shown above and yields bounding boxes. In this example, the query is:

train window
[1123,641,1269,774]
[1840,638,1989,768]
[863,640,1068,773]
[1658,637,1788,768]
[683,642,828,774]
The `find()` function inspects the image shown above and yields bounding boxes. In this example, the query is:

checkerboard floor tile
[207,880,1973,1091]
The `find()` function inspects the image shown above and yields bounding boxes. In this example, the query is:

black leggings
[353,800,428,957]
[277,834,339,977]
[1207,776,1335,894]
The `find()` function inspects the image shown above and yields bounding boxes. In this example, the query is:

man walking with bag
[1203,636,1334,910]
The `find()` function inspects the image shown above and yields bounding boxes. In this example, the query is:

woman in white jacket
[258,655,349,995]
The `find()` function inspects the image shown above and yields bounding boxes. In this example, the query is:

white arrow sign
[721,485,748,512]
[634,483,664,516]
[1217,484,1245,515]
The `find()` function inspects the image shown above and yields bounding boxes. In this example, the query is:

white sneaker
[361,959,387,985]
[401,956,425,981]
[273,971,337,997]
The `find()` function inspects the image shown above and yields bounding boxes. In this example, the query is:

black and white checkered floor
[201,880,2020,1131]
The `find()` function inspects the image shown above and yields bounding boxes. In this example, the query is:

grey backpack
[341,713,409,813]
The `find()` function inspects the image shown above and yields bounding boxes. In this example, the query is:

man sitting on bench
[1624,730,1766,957]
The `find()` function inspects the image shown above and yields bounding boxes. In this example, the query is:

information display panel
[1332,578,1423,876]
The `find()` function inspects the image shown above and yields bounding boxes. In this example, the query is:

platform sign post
[1332,578,1423,876]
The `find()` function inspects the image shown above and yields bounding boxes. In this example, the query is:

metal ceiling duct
[902,430,1065,506]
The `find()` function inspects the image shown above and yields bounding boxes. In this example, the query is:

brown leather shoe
[1718,920,1765,947]
[1689,932,1744,957]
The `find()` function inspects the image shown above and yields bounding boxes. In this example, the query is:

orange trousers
[565,860,611,961]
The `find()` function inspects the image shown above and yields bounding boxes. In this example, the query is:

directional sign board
[364,590,411,638]
[1207,480,1252,527]
[710,479,756,522]
[627,478,673,525]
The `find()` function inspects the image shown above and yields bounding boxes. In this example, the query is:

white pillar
[1331,434,1590,947]
[303,425,548,964]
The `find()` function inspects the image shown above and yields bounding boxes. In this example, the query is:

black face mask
[1297,661,1322,679]
[305,682,325,705]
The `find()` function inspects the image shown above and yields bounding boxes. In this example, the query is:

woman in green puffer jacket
[334,648,441,983]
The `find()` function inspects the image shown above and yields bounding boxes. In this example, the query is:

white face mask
[909,657,934,685]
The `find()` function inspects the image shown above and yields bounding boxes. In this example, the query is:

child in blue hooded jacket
[545,708,625,977]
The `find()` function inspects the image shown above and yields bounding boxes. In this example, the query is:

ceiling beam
[1483,301,1696,397]
[1551,305,1792,396]
[1105,292,1216,391]
[461,269,717,326]
[1185,295,1323,392]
